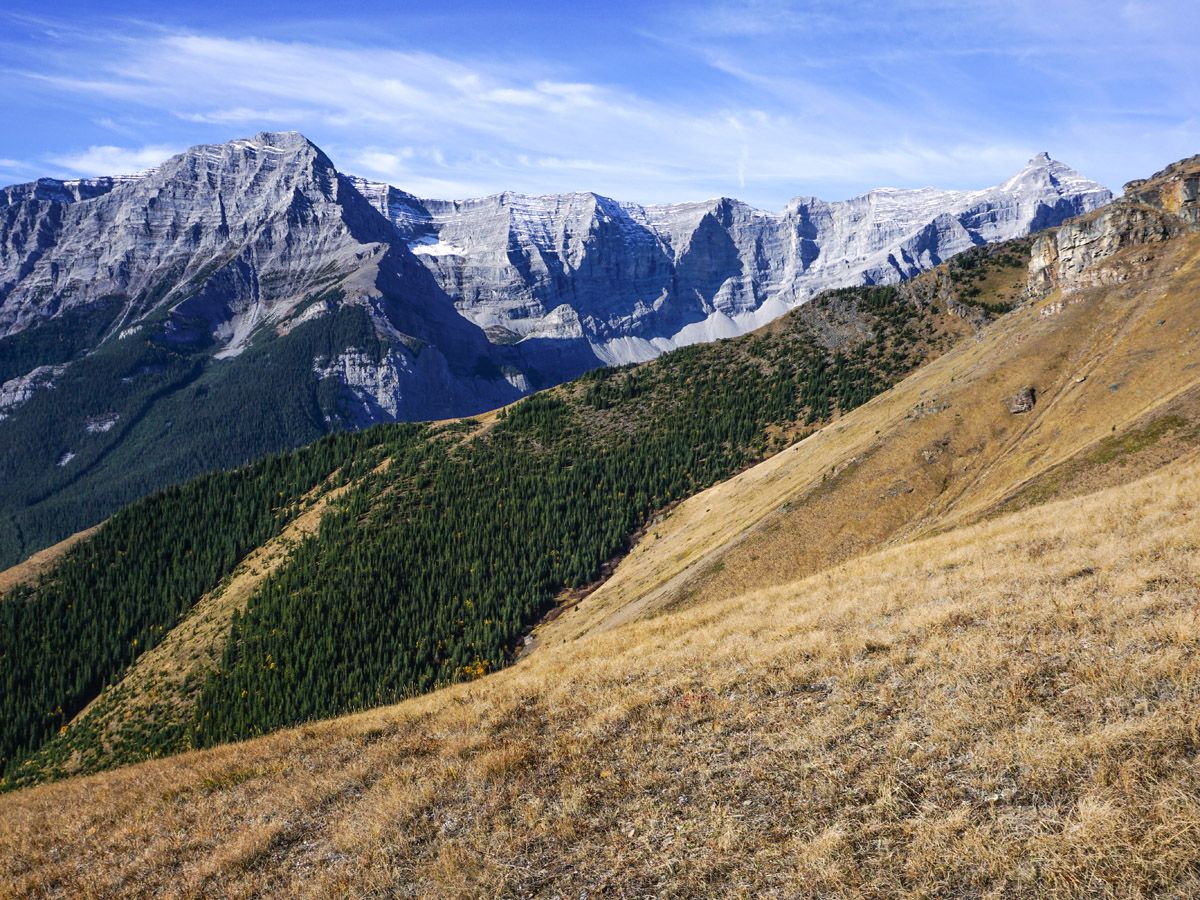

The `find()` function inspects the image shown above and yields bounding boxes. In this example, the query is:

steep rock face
[355,153,1110,364]
[0,133,524,413]
[1028,154,1200,297]
[1,133,387,343]
[0,177,133,208]
[1125,154,1200,226]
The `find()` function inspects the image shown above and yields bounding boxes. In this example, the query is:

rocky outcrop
[1006,387,1036,414]
[1028,154,1200,298]
[1124,154,1200,227]
[0,364,62,420]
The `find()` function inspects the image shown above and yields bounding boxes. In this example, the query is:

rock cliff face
[353,152,1110,364]
[1125,154,1200,226]
[1028,154,1200,297]
[0,132,524,420]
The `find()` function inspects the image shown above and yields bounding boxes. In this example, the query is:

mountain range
[352,150,1108,365]
[2,150,1198,897]
[0,132,1110,566]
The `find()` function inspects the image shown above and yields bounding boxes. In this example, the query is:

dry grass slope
[538,232,1200,647]
[0,525,98,596]
[2,449,1198,898]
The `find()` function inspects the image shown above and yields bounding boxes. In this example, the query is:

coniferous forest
[1,253,1027,788]
[0,427,402,781]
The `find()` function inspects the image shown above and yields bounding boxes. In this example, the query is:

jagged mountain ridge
[1,132,1109,407]
[0,133,1108,567]
[0,132,520,403]
[352,150,1110,363]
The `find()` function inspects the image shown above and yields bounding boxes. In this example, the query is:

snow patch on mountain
[408,234,468,257]
[0,365,64,421]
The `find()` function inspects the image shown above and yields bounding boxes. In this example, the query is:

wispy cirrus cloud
[2,2,1197,203]
[645,0,1200,193]
[4,25,1036,205]
[46,144,183,178]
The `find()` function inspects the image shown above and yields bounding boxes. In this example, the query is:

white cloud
[47,144,180,178]
[18,30,1044,205]
[17,5,1195,204]
[177,107,312,125]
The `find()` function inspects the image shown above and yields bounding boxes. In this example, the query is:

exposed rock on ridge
[1028,154,1200,297]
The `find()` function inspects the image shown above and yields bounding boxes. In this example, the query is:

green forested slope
[0,427,404,782]
[2,245,1026,789]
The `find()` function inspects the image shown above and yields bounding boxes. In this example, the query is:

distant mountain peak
[359,151,1110,363]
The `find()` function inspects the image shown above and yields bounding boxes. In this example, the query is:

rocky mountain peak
[0,130,400,345]
[999,152,1102,197]
[353,152,1109,363]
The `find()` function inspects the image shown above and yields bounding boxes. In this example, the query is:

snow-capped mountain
[351,151,1110,364]
[0,132,1109,567]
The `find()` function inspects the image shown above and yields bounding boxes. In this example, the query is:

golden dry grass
[2,445,1199,897]
[538,233,1200,647]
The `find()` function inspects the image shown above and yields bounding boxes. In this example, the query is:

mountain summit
[0,133,1110,565]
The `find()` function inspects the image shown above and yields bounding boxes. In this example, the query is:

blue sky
[0,0,1196,207]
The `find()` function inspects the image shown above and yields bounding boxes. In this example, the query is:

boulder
[1007,387,1036,414]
